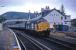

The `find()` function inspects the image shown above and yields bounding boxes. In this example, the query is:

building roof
[35,18,48,23]
[1,12,40,20]
[1,8,69,21]
[41,8,67,17]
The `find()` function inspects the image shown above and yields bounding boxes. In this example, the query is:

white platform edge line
[8,29,21,50]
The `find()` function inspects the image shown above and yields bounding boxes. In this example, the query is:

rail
[44,37,76,50]
[13,29,51,50]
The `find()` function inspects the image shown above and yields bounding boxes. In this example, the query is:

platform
[0,27,19,50]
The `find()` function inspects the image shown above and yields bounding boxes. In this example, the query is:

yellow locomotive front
[35,21,50,36]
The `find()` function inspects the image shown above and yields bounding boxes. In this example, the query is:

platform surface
[0,27,18,50]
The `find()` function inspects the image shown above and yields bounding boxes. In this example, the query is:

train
[9,18,50,37]
[34,21,50,36]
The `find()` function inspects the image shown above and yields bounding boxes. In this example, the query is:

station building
[6,5,71,31]
[41,5,71,31]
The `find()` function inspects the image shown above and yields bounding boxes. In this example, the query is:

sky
[0,0,76,19]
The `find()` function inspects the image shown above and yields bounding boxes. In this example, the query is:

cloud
[0,0,26,6]
[0,0,76,18]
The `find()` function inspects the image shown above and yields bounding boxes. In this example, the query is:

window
[56,14,58,16]
[65,22,67,24]
[61,17,63,20]
[65,16,67,19]
[54,22,56,25]
[15,21,22,24]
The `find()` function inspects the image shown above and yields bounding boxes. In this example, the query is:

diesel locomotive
[9,18,50,37]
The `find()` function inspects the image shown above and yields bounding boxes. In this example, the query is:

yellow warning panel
[13,46,19,50]
[35,22,50,31]
[13,48,19,50]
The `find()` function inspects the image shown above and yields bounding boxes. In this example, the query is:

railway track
[13,30,51,50]
[18,30,73,50]
[12,29,76,50]
[16,36,27,50]
[23,33,72,50]
[44,36,76,50]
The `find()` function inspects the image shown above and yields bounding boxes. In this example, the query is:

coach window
[31,23,34,29]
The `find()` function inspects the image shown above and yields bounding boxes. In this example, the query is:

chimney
[41,8,44,12]
[45,6,50,10]
[60,4,65,14]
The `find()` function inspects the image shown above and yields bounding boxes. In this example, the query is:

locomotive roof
[29,17,48,24]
